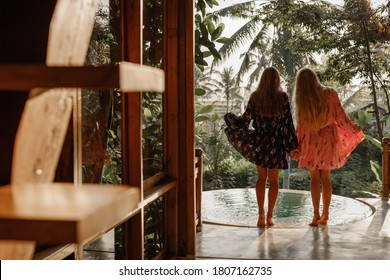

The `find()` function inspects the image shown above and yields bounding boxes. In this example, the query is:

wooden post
[177,0,195,258]
[120,0,144,260]
[195,149,203,232]
[165,0,179,258]
[382,137,389,201]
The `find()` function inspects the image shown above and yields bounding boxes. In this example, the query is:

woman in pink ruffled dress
[291,68,365,226]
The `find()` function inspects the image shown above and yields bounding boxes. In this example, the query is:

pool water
[202,188,374,227]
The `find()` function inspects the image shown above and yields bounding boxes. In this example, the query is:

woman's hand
[289,149,300,160]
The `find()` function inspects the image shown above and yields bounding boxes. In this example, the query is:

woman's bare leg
[266,168,280,227]
[309,169,321,226]
[319,170,332,225]
[255,166,267,227]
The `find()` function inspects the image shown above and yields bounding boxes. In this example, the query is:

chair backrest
[11,0,99,185]
[11,89,74,184]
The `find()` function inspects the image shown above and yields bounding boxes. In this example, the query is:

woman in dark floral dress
[224,66,298,227]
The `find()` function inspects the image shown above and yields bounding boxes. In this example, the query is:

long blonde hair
[293,68,329,130]
[250,66,286,117]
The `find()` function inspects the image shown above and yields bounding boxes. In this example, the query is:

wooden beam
[120,0,144,260]
[177,0,195,258]
[119,63,164,92]
[33,243,76,260]
[164,0,179,258]
[0,63,164,92]
[143,180,176,206]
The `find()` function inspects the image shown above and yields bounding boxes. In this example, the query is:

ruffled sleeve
[224,99,254,128]
[330,89,362,133]
[330,88,365,167]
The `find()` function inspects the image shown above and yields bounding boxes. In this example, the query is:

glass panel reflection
[144,197,165,259]
[142,0,164,179]
[82,1,122,185]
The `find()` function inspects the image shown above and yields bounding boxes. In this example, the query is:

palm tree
[212,66,243,113]
[210,0,331,88]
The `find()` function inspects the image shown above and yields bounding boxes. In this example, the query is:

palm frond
[214,17,262,62]
[212,0,266,20]
[235,25,271,83]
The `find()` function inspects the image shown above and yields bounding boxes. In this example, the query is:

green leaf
[370,160,382,184]
[195,115,210,122]
[211,24,224,41]
[357,109,367,125]
[205,0,218,8]
[216,37,232,44]
[365,110,373,123]
[196,47,204,60]
[203,50,212,58]
[195,14,201,24]
[197,35,209,45]
[364,134,382,151]
[143,107,152,118]
[195,56,208,66]
[202,40,215,49]
[195,55,204,65]
[195,88,207,96]
[206,20,216,34]
[209,47,222,60]
[197,0,206,16]
[196,64,205,72]
[199,104,214,114]
[195,30,201,42]
[200,4,206,16]
[199,22,208,36]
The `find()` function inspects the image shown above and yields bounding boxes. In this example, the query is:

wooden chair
[0,240,36,260]
[0,0,98,260]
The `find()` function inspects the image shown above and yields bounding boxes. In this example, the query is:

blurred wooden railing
[0,0,163,260]
[382,137,390,201]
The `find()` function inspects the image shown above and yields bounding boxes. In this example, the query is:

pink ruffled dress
[296,88,365,170]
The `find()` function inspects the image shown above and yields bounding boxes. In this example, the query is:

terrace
[0,0,389,261]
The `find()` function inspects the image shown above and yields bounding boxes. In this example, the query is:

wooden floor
[84,197,390,260]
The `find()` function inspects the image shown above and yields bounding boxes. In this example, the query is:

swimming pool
[202,188,374,227]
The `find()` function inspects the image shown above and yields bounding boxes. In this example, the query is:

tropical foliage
[195,0,389,198]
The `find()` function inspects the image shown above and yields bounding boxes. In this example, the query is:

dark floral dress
[224,93,298,169]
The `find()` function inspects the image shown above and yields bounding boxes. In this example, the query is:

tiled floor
[83,230,115,260]
[196,198,390,260]
[84,197,390,260]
